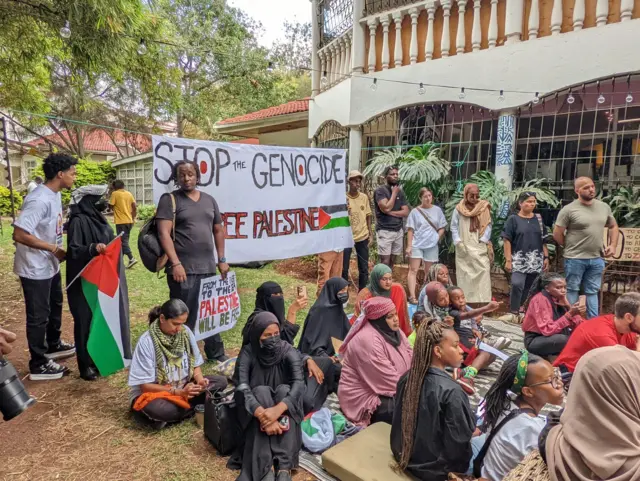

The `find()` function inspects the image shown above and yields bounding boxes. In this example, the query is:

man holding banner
[157,160,230,363]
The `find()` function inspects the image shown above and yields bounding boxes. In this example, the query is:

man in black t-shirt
[157,160,229,362]
[374,165,409,268]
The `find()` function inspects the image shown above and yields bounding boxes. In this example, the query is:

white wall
[309,19,640,136]
[258,127,310,147]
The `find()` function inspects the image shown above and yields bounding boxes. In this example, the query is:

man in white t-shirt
[26,176,43,196]
[13,153,77,381]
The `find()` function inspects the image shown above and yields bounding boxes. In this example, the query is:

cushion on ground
[321,422,414,481]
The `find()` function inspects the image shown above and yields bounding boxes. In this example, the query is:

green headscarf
[149,320,195,385]
[511,350,529,395]
[367,263,393,298]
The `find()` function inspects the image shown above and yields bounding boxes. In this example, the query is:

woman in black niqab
[242,281,300,346]
[298,277,350,357]
[230,312,304,481]
[66,185,122,381]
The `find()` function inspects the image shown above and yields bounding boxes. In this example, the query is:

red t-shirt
[554,314,637,372]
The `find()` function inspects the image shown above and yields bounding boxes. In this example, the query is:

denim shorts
[410,244,439,262]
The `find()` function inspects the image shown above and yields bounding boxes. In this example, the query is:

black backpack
[138,193,175,273]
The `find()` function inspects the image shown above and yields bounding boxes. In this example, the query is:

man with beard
[554,177,619,318]
[374,166,409,268]
[157,160,229,362]
[554,292,640,386]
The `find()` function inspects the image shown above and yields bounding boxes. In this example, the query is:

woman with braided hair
[473,351,564,481]
[521,272,586,359]
[390,318,475,481]
[128,299,227,429]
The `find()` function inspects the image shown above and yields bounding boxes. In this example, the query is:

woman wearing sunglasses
[501,192,550,322]
[471,350,564,481]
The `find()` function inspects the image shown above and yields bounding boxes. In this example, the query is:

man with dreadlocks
[157,160,230,363]
[473,351,564,481]
[390,319,475,481]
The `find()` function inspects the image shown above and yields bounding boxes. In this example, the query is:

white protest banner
[152,136,353,263]
[194,271,241,341]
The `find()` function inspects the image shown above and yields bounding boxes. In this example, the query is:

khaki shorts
[377,229,404,256]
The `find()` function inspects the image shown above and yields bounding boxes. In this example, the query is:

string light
[626,93,634,104]
[370,78,378,91]
[498,89,505,102]
[137,39,147,55]
[418,83,426,95]
[60,20,71,39]
[533,92,540,105]
[320,70,328,87]
[567,88,575,104]
[597,94,606,104]
[458,87,466,100]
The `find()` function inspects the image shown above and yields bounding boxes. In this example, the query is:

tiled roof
[230,138,259,144]
[218,98,310,125]
[28,129,151,154]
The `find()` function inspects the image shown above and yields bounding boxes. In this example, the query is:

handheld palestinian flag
[82,236,132,376]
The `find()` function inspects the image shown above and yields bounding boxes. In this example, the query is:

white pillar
[472,0,481,51]
[393,12,403,67]
[329,44,338,84]
[505,0,524,44]
[551,0,563,34]
[381,15,391,70]
[488,0,498,48]
[595,0,608,26]
[495,111,516,191]
[352,0,366,72]
[442,1,451,57]
[425,6,435,60]
[348,127,363,171]
[338,38,346,79]
[621,0,633,20]
[456,0,466,55]
[409,7,419,64]
[311,0,321,97]
[573,0,585,30]
[344,34,352,76]
[367,19,378,72]
[528,0,539,39]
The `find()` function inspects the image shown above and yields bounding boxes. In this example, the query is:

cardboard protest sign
[194,271,240,341]
[603,228,640,262]
[152,136,353,263]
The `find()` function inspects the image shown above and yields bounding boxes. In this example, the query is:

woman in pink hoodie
[338,297,413,426]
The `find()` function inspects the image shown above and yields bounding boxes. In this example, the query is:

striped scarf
[149,320,194,385]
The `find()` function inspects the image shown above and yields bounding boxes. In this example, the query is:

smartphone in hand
[578,295,586,308]
[297,286,307,299]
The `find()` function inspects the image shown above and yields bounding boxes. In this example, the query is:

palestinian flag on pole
[318,203,350,230]
[82,236,132,376]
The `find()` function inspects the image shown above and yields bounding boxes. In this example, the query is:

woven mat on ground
[299,319,556,481]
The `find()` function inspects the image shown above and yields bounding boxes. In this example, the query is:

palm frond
[362,147,403,179]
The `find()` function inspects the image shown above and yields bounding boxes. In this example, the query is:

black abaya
[231,313,304,481]
[242,282,300,346]
[66,194,115,374]
[298,277,350,357]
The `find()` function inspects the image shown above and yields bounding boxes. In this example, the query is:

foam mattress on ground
[321,422,414,481]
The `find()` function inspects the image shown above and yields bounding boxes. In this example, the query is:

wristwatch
[218,257,227,263]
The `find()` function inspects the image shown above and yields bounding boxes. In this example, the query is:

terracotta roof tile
[218,98,310,125]
[28,129,151,154]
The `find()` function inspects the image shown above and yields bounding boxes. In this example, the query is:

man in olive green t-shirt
[553,177,618,319]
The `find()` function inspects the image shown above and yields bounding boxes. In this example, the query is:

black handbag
[204,387,242,455]
[138,193,175,273]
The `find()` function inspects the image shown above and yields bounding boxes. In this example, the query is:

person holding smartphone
[128,299,227,430]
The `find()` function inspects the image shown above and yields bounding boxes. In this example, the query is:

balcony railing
[364,0,424,16]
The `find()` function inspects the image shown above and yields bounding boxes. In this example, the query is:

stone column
[348,127,363,171]
[495,111,517,216]
[504,0,524,44]
[352,0,366,73]
[311,0,321,97]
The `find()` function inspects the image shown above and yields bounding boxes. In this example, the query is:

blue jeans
[564,257,605,319]
[467,433,487,475]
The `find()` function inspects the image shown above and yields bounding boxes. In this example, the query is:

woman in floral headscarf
[338,297,413,426]
[451,183,493,303]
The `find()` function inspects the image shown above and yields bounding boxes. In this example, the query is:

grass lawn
[0,219,318,481]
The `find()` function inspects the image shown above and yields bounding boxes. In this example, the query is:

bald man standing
[553,177,618,318]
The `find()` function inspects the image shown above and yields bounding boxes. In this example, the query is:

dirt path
[0,273,314,481]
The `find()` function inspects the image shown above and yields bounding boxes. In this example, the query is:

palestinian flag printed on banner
[83,236,132,376]
[318,203,350,230]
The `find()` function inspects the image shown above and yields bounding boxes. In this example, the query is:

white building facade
[309,0,640,198]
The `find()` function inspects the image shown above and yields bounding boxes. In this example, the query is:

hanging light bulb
[60,20,71,39]
[498,89,505,102]
[533,92,540,105]
[597,93,606,104]
[370,78,378,91]
[137,39,147,55]
[320,71,328,87]
[567,89,575,104]
[418,83,426,95]
[626,93,634,104]
[458,87,466,100]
